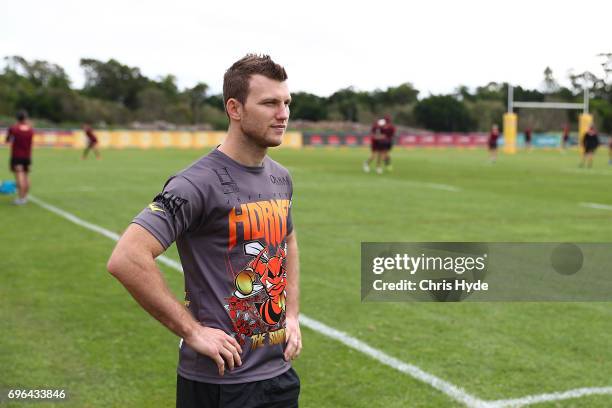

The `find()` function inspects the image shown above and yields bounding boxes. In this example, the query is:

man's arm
[283,230,302,361]
[107,223,242,375]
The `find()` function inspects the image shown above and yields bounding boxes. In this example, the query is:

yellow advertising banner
[29,130,304,149]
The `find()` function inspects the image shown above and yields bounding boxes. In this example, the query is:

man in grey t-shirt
[107,54,302,407]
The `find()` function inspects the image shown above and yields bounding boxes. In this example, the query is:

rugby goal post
[503,85,592,153]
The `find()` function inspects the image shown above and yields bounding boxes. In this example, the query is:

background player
[5,110,34,205]
[580,124,600,168]
[363,118,386,174]
[562,123,570,151]
[524,126,532,151]
[488,124,500,163]
[379,115,396,172]
[82,124,101,159]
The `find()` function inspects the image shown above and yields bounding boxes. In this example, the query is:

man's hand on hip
[185,326,243,376]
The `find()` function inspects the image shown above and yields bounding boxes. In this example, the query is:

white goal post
[503,85,592,153]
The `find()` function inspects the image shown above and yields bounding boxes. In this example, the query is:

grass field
[1,146,612,407]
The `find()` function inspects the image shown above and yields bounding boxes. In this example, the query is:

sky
[1,0,610,98]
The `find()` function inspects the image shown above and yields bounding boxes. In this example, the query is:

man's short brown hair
[16,110,28,122]
[223,54,288,108]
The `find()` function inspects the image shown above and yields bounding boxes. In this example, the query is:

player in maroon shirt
[363,116,395,174]
[488,124,500,163]
[5,110,34,205]
[363,118,386,173]
[524,126,532,151]
[82,124,101,159]
[562,123,570,151]
[379,115,396,171]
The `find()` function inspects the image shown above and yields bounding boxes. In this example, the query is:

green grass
[1,147,611,407]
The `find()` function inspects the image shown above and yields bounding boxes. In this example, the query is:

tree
[414,95,476,131]
[474,82,505,101]
[328,87,360,121]
[564,53,612,132]
[465,100,505,132]
[154,74,180,100]
[80,58,148,109]
[454,85,476,102]
[186,82,209,123]
[384,83,419,105]
[542,66,560,94]
[4,56,71,88]
[290,92,327,121]
[206,94,225,111]
[136,87,169,121]
[567,53,612,109]
[0,56,75,122]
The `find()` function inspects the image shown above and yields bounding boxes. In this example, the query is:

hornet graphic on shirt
[225,241,287,349]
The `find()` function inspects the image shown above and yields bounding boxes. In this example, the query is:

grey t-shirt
[132,148,294,384]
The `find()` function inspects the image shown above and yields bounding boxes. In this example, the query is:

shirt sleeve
[286,173,294,235]
[286,207,293,236]
[132,176,205,250]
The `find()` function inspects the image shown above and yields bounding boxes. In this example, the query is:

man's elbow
[106,251,127,278]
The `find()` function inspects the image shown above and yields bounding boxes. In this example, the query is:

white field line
[580,202,612,211]
[29,194,612,407]
[387,179,462,192]
[29,196,183,271]
[420,182,462,192]
[35,185,161,194]
[486,387,612,408]
[299,315,483,407]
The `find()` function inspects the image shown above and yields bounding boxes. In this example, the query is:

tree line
[1,55,611,132]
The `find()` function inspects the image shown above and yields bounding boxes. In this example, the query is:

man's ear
[226,98,242,121]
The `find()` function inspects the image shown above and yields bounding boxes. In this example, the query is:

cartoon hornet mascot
[233,241,287,325]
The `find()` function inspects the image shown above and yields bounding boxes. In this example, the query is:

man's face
[239,74,291,148]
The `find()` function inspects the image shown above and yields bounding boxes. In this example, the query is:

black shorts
[371,139,383,151]
[176,367,300,408]
[10,157,31,172]
[488,142,497,150]
[584,145,598,153]
[377,139,390,151]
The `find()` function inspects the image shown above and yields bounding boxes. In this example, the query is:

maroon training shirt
[371,122,383,136]
[489,130,499,144]
[381,123,396,141]
[85,128,98,142]
[6,123,34,159]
